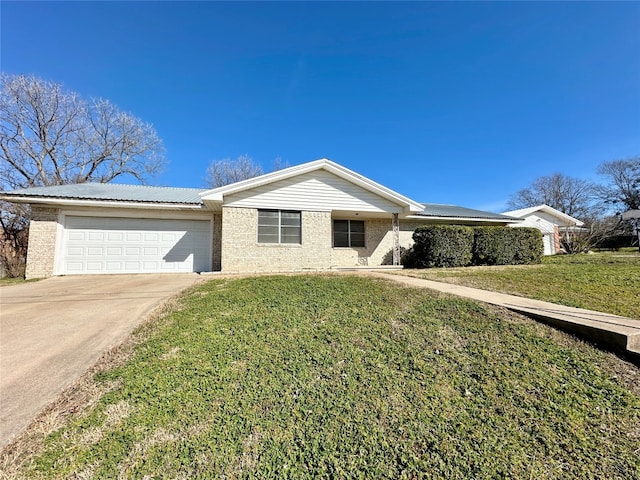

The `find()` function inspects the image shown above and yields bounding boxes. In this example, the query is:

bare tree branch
[205,154,265,188]
[597,156,640,211]
[507,173,599,222]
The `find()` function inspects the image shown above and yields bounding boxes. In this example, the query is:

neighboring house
[502,204,584,255]
[0,159,519,278]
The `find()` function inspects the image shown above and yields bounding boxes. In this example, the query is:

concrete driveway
[0,274,202,449]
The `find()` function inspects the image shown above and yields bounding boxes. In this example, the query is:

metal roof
[415,203,518,221]
[0,183,204,205]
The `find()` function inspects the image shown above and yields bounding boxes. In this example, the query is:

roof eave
[405,214,522,224]
[504,204,583,226]
[0,195,207,211]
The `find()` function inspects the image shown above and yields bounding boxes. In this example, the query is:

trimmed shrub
[407,225,543,269]
[411,225,474,268]
[512,227,544,264]
[473,227,542,265]
[400,246,418,268]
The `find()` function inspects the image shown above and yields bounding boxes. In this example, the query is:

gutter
[0,195,208,211]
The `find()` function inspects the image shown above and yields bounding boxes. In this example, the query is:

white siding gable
[513,213,556,235]
[223,170,404,213]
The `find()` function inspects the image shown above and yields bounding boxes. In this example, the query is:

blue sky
[2,1,639,212]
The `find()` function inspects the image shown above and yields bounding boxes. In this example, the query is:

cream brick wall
[330,219,426,267]
[25,206,59,279]
[212,213,222,271]
[221,207,332,273]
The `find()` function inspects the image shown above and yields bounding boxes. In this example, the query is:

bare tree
[205,155,263,188]
[597,156,640,211]
[559,215,626,254]
[508,173,598,221]
[205,155,289,188]
[0,74,166,276]
[0,74,165,189]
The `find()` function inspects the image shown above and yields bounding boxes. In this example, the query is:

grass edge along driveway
[3,274,639,479]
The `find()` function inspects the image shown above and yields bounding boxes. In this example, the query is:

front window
[258,210,301,244]
[333,220,365,247]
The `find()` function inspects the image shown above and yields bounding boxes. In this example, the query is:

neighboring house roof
[502,204,584,227]
[413,204,519,222]
[200,158,425,213]
[0,183,204,207]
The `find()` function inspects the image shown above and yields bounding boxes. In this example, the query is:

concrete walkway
[369,272,640,357]
[0,274,202,449]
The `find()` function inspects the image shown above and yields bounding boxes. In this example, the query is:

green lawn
[0,277,31,286]
[12,275,639,479]
[396,252,640,319]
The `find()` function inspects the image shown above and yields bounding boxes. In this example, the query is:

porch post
[392,213,400,265]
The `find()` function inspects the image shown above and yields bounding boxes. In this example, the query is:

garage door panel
[68,231,86,241]
[86,262,103,272]
[62,216,211,274]
[67,246,84,256]
[107,232,123,241]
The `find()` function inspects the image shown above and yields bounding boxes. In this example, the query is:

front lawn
[6,275,639,479]
[396,252,640,319]
[0,277,31,286]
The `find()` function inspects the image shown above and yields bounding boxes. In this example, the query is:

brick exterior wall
[221,207,332,273]
[25,206,59,279]
[212,213,222,271]
[22,205,433,277]
[553,226,561,254]
[220,211,425,272]
[328,219,427,268]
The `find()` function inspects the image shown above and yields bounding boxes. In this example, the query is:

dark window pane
[281,211,301,226]
[259,226,279,236]
[351,232,365,247]
[333,220,349,233]
[258,210,279,226]
[281,234,301,244]
[334,232,349,247]
[258,210,301,244]
[258,232,279,243]
[350,221,365,233]
[281,227,301,243]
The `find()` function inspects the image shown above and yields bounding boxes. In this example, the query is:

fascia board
[405,215,522,223]
[0,195,206,211]
[538,206,584,226]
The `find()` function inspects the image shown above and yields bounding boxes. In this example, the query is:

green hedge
[405,225,543,268]
[410,225,474,268]
[473,227,542,265]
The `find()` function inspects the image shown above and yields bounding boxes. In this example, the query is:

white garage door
[62,216,211,274]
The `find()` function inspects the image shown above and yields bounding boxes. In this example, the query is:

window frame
[333,219,365,248]
[257,209,302,244]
